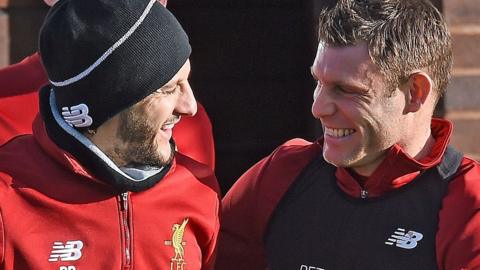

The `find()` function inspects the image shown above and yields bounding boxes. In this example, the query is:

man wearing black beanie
[0,0,220,269]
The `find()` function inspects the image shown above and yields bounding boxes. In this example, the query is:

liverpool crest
[164,218,189,270]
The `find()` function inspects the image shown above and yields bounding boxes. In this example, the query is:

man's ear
[405,71,432,113]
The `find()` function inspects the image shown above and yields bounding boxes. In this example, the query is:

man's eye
[164,89,176,95]
[336,86,353,94]
[159,85,178,95]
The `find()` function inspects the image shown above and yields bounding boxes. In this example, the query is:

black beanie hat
[39,0,191,129]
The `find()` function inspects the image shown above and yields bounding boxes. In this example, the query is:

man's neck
[351,120,434,177]
[412,134,435,160]
[400,118,434,161]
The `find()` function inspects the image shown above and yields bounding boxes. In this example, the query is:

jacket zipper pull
[121,192,128,211]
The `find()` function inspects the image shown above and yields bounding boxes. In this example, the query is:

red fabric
[0,117,220,269]
[0,53,48,97]
[174,102,215,170]
[437,157,480,270]
[217,118,480,270]
[335,118,453,198]
[217,138,320,270]
[0,93,39,145]
[0,53,48,145]
[0,53,215,170]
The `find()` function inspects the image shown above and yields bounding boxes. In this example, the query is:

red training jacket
[174,102,215,171]
[0,116,220,270]
[0,53,48,145]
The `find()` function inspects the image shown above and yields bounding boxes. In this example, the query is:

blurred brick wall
[0,10,8,67]
[0,0,48,67]
[444,0,480,160]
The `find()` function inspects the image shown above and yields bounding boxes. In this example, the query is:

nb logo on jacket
[385,228,423,249]
[48,240,84,262]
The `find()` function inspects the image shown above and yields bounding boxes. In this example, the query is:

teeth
[325,127,355,138]
[161,123,175,130]
[161,117,181,131]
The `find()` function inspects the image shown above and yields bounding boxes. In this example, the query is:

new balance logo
[385,228,423,249]
[300,265,325,270]
[61,104,93,128]
[48,240,84,262]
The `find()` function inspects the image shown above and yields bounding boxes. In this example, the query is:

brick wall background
[443,0,480,161]
[0,0,47,66]
[0,10,8,67]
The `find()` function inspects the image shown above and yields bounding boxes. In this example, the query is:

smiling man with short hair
[216,0,480,269]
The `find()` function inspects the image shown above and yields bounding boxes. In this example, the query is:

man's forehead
[314,43,371,67]
[312,43,381,85]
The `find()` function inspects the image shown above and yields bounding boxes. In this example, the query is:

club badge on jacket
[164,218,189,270]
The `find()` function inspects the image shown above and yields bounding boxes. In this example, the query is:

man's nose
[311,85,335,119]
[176,81,197,116]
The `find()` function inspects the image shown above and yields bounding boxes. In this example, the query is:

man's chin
[323,151,358,168]
[120,141,175,168]
[155,140,176,165]
[158,145,174,165]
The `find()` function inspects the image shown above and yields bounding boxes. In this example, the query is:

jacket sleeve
[436,158,480,270]
[215,156,272,270]
[0,207,4,266]
[0,52,48,98]
[216,139,316,270]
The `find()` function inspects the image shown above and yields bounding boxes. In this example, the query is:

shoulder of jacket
[452,157,480,199]
[0,137,30,188]
[174,152,220,195]
[441,157,480,216]
[267,138,320,165]
[0,135,40,163]
[279,138,312,148]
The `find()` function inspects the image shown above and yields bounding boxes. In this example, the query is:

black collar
[39,85,173,193]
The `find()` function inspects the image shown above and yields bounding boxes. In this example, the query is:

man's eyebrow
[338,81,370,93]
[159,71,190,90]
[159,80,177,90]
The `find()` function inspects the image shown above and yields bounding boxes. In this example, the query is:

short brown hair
[317,0,452,100]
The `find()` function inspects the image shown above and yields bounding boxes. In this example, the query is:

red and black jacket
[0,87,220,269]
[217,118,480,270]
